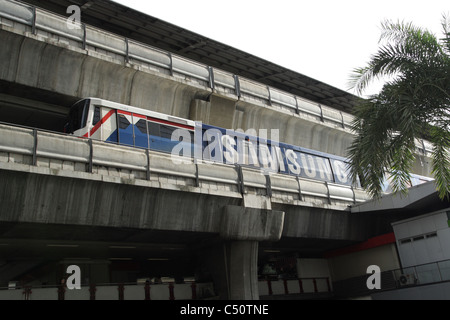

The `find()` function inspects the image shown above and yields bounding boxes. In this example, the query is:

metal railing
[258,277,332,297]
[392,260,450,287]
[0,281,215,300]
[0,121,372,206]
[0,277,333,300]
[333,259,450,298]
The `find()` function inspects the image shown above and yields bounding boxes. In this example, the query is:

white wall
[392,209,450,267]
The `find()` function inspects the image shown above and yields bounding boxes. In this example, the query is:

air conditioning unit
[398,273,416,286]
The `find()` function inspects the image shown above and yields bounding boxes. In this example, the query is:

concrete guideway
[0,123,369,299]
[0,123,370,214]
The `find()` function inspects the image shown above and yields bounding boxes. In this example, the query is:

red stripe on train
[118,110,193,130]
[147,116,193,130]
[83,109,115,138]
[84,110,194,138]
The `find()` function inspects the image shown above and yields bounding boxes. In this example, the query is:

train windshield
[66,99,90,134]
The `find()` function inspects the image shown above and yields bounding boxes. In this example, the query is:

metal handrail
[333,258,450,298]
[0,121,371,205]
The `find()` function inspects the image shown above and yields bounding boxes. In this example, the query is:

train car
[65,98,432,190]
[200,123,355,186]
[65,97,195,155]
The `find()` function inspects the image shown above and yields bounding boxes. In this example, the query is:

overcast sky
[113,0,449,96]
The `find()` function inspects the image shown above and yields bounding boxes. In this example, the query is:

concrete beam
[220,205,284,242]
[0,169,238,234]
[275,204,367,242]
[0,166,283,243]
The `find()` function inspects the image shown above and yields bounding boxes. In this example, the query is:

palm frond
[347,16,450,200]
[349,19,447,96]
[441,13,450,53]
[430,127,450,200]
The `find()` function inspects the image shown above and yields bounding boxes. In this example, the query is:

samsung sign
[170,123,353,186]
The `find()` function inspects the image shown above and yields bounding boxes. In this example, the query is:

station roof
[20,0,360,113]
[350,181,449,215]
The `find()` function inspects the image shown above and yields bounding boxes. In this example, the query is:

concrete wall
[190,96,355,159]
[297,258,331,280]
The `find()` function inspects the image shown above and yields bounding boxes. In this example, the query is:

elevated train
[65,98,432,191]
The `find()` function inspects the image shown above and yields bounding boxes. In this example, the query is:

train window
[134,118,149,149]
[160,125,175,139]
[118,114,130,129]
[67,99,89,134]
[148,121,160,136]
[135,119,147,135]
[93,106,101,126]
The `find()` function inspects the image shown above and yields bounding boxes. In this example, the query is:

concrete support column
[224,240,259,300]
[195,206,284,300]
[220,205,284,300]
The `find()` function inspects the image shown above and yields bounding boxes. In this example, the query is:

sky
[113,0,449,96]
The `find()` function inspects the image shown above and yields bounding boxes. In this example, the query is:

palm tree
[348,15,450,200]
